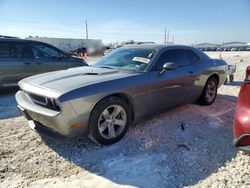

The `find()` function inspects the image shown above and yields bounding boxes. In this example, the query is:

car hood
[20,66,136,94]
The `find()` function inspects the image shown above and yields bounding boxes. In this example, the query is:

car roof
[0,38,48,44]
[0,38,70,54]
[121,44,210,60]
[121,44,196,51]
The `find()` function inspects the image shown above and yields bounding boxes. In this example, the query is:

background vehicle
[104,48,115,56]
[234,66,250,152]
[225,64,236,84]
[16,44,228,145]
[0,38,88,88]
[70,47,87,56]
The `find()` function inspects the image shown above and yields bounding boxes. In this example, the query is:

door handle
[24,62,30,65]
[189,71,194,74]
[37,62,42,65]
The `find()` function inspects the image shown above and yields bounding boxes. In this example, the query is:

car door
[0,41,34,87]
[184,49,203,100]
[30,42,71,74]
[147,49,196,113]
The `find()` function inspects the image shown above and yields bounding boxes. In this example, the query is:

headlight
[27,92,61,111]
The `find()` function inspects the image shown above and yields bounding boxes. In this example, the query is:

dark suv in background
[0,38,88,88]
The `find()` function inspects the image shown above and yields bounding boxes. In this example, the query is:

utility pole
[167,30,169,43]
[172,36,174,44]
[164,28,166,43]
[85,20,88,39]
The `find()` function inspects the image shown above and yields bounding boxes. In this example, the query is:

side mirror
[159,62,177,74]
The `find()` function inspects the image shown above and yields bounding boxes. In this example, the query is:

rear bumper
[234,134,250,152]
[16,90,88,137]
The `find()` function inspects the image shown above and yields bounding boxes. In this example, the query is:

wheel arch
[89,92,135,123]
[209,73,219,84]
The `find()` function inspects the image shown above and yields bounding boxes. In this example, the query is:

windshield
[93,48,155,71]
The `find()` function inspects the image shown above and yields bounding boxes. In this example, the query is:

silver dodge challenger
[16,44,228,145]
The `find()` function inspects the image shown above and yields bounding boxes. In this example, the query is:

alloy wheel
[205,80,217,103]
[97,105,127,139]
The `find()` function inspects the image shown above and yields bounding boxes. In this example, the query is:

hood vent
[85,72,99,75]
[83,69,119,76]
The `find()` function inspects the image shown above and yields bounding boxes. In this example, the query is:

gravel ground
[0,52,250,188]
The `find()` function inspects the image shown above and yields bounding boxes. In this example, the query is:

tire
[88,96,131,145]
[198,77,218,106]
[229,74,234,83]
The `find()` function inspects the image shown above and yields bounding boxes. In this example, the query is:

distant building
[26,36,104,53]
[222,42,248,48]
[195,41,250,51]
[195,43,220,49]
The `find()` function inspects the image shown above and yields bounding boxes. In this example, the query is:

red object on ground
[234,66,250,150]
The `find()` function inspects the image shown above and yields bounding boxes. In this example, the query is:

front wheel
[88,97,131,145]
[198,77,218,105]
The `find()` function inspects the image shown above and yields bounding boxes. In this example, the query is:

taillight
[246,66,250,81]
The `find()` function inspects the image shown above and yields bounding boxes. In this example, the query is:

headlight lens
[27,92,60,111]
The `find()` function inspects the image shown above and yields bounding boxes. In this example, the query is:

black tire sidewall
[229,74,234,83]
[88,97,131,145]
[199,77,218,105]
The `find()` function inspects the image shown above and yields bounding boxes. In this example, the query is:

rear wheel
[198,77,218,105]
[88,96,131,145]
[229,74,234,83]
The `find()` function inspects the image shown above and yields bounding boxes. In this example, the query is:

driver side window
[31,43,61,59]
[155,49,192,70]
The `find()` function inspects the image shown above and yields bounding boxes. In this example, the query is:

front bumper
[16,90,88,137]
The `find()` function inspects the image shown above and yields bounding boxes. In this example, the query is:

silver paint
[15,44,228,137]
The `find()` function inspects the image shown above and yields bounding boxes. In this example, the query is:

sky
[0,0,250,44]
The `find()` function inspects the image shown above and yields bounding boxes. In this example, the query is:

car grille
[27,92,60,111]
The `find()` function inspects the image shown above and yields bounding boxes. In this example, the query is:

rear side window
[186,50,200,63]
[31,43,62,59]
[9,43,30,58]
[0,42,29,58]
[0,42,10,58]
